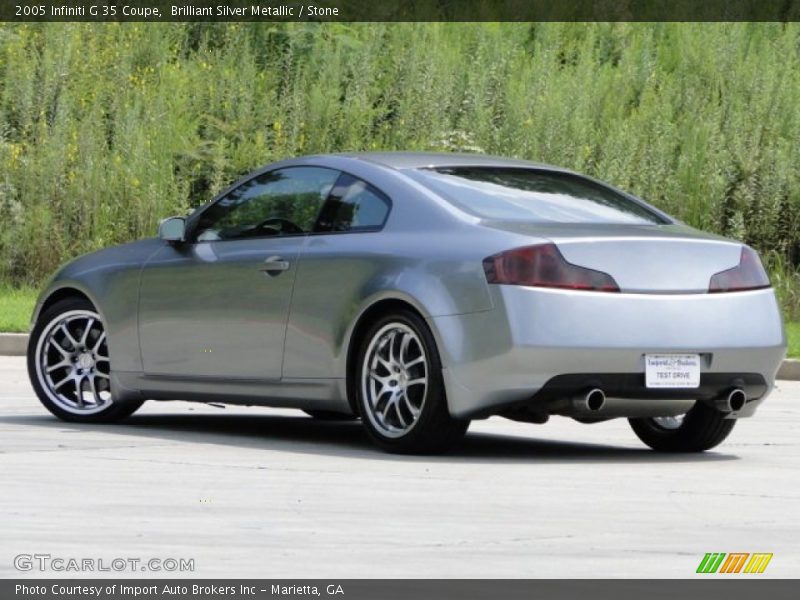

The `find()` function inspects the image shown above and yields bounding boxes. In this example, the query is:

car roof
[327,151,569,172]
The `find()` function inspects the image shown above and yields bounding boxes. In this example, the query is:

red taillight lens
[708,247,770,293]
[483,243,620,292]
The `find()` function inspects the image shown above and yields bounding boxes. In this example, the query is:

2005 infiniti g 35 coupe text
[27,152,787,453]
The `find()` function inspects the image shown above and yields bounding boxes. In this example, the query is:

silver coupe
[27,153,787,453]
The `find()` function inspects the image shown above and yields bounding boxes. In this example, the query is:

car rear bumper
[431,286,787,419]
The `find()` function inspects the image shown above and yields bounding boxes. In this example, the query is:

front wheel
[355,310,469,454]
[27,297,143,423]
[629,402,736,452]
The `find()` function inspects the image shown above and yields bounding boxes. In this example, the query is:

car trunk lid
[481,222,743,294]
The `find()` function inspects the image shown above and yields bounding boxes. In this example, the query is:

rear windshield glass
[412,167,668,225]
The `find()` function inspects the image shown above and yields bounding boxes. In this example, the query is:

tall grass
[0,22,798,317]
[0,284,36,332]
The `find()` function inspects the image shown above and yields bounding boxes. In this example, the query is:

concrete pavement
[0,333,27,356]
[1,355,798,578]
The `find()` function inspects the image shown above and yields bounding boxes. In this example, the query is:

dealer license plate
[645,354,701,389]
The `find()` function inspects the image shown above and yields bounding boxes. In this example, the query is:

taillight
[708,247,770,293]
[483,243,620,292]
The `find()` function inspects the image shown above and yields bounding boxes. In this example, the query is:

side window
[315,173,391,233]
[193,167,340,241]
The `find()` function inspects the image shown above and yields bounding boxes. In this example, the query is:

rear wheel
[629,402,736,452]
[355,310,469,454]
[28,297,143,423]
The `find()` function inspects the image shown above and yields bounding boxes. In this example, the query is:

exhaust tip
[727,388,747,412]
[585,388,606,412]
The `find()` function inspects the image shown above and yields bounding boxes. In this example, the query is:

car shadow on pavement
[0,412,739,464]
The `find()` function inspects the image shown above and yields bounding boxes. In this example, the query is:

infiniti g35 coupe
[27,152,787,453]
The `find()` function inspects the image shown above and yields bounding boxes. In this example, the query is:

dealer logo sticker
[696,552,773,574]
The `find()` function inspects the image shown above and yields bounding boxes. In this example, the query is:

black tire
[27,296,144,423]
[629,402,736,452]
[355,309,469,454]
[303,409,358,421]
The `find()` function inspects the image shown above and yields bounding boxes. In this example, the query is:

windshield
[412,167,669,225]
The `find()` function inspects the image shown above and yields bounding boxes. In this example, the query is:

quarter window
[194,167,340,241]
[315,173,391,232]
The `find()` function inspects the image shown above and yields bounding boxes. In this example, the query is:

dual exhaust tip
[571,387,747,414]
[716,388,747,413]
[572,388,606,413]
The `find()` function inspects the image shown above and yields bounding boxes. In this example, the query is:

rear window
[411,167,668,225]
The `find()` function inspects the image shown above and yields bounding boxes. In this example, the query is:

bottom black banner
[4,580,798,600]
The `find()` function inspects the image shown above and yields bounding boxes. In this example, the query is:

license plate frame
[645,354,701,389]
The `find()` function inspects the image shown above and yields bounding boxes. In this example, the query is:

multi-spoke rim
[35,309,112,415]
[361,322,428,438]
[652,414,686,430]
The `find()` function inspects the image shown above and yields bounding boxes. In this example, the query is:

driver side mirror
[158,216,186,243]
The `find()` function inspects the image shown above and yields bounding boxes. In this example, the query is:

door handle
[260,256,290,277]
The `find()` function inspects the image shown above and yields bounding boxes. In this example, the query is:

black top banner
[2,0,800,22]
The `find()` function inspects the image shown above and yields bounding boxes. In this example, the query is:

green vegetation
[787,322,800,360]
[0,22,798,321]
[0,285,36,332]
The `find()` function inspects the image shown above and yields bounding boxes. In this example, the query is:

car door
[138,166,341,380]
[283,172,393,378]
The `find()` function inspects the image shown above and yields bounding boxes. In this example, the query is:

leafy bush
[0,22,798,317]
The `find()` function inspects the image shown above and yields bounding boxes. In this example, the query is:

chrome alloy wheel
[652,414,686,430]
[361,322,428,438]
[34,309,112,415]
